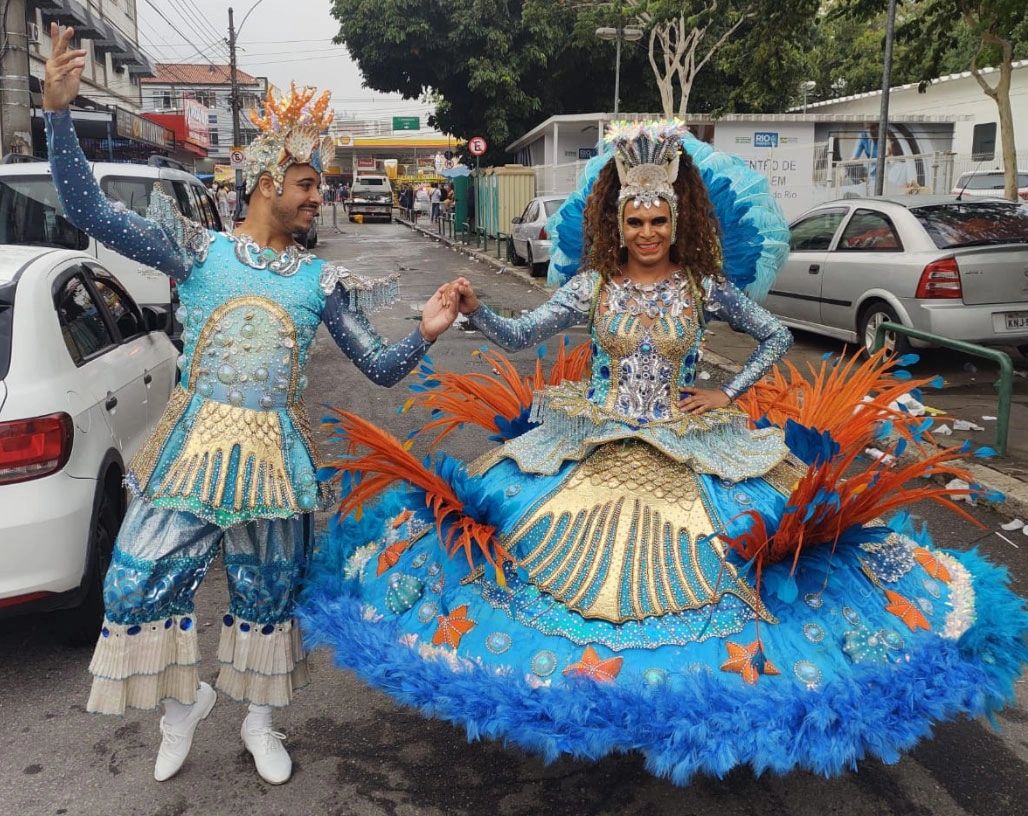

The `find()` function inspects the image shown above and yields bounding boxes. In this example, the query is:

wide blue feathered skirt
[300,439,1027,785]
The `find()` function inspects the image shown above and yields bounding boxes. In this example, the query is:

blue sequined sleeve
[44,109,199,281]
[322,284,431,387]
[467,271,593,351]
[702,277,792,399]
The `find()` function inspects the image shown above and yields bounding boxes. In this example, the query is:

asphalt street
[0,219,1025,816]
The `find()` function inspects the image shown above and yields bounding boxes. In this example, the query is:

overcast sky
[136,0,434,125]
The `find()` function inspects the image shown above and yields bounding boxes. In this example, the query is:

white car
[0,247,177,643]
[0,157,223,315]
[951,170,1028,201]
[508,195,566,276]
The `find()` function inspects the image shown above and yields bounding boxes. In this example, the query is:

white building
[799,59,1028,167]
[507,112,968,220]
[26,0,153,113]
[141,64,268,167]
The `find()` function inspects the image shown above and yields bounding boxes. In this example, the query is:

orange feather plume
[408,342,592,446]
[321,408,511,573]
[737,348,946,451]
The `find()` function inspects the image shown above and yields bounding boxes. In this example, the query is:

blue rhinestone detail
[101,627,110,638]
[240,622,251,632]
[223,614,234,626]
[179,617,193,631]
[417,602,439,624]
[164,619,174,629]
[261,624,276,635]
[126,625,141,636]
[803,623,825,644]
[793,660,822,688]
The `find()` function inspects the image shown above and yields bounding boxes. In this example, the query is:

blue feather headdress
[546,121,790,302]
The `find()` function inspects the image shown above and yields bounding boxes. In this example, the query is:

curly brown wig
[582,150,724,290]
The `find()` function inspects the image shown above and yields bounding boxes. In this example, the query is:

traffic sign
[229,147,246,168]
[468,136,488,156]
[392,116,420,131]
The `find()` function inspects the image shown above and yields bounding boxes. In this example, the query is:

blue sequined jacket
[468,270,793,481]
[45,109,431,526]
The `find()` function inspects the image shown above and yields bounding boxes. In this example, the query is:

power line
[140,0,221,69]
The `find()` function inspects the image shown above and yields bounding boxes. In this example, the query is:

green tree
[838,0,1028,200]
[329,0,656,160]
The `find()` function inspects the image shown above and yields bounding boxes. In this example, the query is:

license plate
[1000,311,1028,331]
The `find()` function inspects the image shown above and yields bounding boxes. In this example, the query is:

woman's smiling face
[622,199,673,268]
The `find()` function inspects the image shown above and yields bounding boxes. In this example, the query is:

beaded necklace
[605,271,692,319]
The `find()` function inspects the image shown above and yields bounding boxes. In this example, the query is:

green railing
[874,321,1013,455]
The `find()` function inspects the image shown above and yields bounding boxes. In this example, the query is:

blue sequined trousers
[103,501,309,627]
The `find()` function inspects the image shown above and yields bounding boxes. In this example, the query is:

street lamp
[800,80,816,113]
[596,25,644,116]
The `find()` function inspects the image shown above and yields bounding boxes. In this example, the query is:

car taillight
[539,226,548,240]
[1019,191,1028,201]
[915,257,962,299]
[0,413,73,485]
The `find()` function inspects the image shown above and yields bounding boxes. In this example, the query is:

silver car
[766,197,1028,356]
[509,195,565,276]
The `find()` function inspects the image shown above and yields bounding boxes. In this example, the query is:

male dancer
[43,25,458,784]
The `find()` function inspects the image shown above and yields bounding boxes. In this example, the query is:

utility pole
[227,6,242,217]
[1,0,34,156]
[874,0,898,197]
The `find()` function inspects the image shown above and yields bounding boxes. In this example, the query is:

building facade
[1,0,163,158]
[141,64,268,169]
[798,60,1028,168]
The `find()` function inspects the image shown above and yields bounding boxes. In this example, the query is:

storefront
[142,100,211,170]
[30,104,174,163]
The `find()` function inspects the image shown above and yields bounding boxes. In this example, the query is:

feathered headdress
[244,82,335,195]
[604,119,689,246]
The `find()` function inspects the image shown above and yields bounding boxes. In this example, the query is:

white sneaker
[153,682,217,781]
[241,721,292,784]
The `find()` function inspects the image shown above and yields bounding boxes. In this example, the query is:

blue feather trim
[299,542,1027,784]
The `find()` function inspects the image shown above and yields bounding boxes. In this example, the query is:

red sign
[182,99,210,149]
[468,136,488,156]
[356,157,377,171]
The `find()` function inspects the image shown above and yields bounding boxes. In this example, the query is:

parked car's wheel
[858,301,911,358]
[526,244,546,278]
[56,479,121,647]
[507,237,525,266]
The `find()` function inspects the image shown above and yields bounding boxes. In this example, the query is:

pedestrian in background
[430,184,442,223]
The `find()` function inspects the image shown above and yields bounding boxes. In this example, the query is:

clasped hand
[418,278,479,342]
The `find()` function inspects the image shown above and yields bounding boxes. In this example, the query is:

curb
[398,217,1027,521]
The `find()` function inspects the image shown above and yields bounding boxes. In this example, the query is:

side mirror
[141,305,169,334]
[511,217,523,225]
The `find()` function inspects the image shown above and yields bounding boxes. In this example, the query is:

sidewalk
[396,215,1028,520]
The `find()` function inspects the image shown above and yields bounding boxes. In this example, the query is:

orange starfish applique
[391,509,414,529]
[376,539,411,575]
[432,605,476,649]
[562,646,623,682]
[884,589,931,631]
[913,547,952,583]
[720,640,781,685]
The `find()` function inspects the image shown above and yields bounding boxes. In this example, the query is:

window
[189,183,222,231]
[912,202,1028,249]
[0,283,12,381]
[956,172,1028,191]
[162,92,173,109]
[0,176,88,250]
[838,210,903,251]
[54,274,115,365]
[208,113,218,125]
[171,181,201,222]
[521,202,538,222]
[789,209,846,251]
[209,131,220,146]
[91,274,144,340]
[543,199,566,217]
[971,123,997,162]
[100,176,159,216]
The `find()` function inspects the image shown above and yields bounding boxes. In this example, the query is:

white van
[0,157,222,318]
[347,174,394,222]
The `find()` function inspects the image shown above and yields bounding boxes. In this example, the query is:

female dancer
[303,122,1026,784]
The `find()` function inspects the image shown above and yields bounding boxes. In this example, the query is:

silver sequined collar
[225,232,314,276]
[606,271,691,319]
